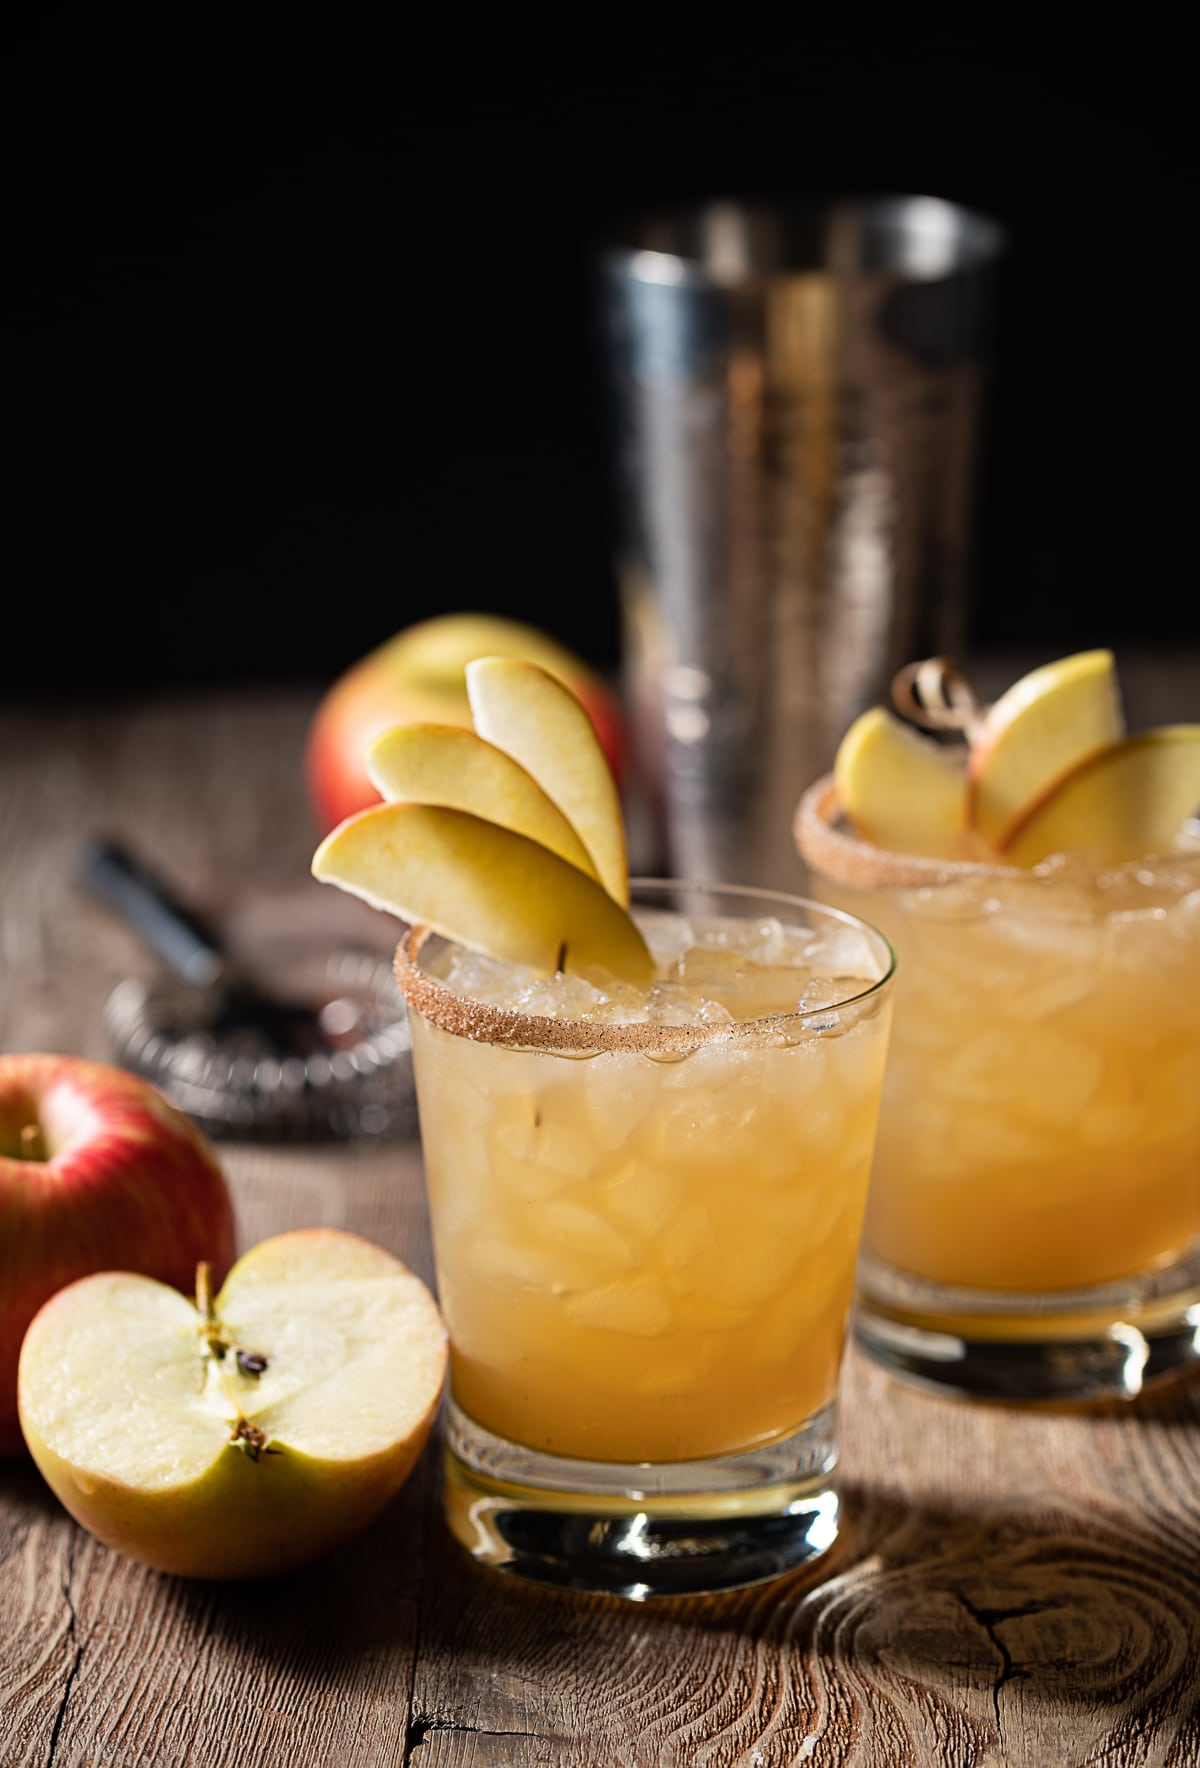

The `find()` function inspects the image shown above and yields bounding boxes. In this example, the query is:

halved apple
[968,650,1125,849]
[365,722,600,881]
[834,707,969,857]
[1001,727,1200,866]
[17,1229,447,1580]
[466,657,629,906]
[313,802,653,983]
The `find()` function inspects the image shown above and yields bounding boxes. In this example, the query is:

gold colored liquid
[822,863,1200,1294]
[410,958,890,1464]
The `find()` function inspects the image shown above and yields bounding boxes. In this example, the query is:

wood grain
[2,676,1200,1768]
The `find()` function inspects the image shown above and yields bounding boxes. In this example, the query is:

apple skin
[965,649,1124,850]
[17,1230,446,1579]
[0,1053,236,1458]
[19,1420,422,1581]
[305,612,626,834]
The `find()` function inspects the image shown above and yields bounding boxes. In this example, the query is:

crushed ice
[434,912,881,1030]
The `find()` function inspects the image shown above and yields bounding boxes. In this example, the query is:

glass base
[855,1244,1200,1402]
[441,1397,841,1600]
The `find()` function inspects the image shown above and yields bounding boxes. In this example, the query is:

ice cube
[673,946,755,993]
[704,1231,802,1311]
[941,1024,1102,1127]
[602,1158,688,1239]
[564,1274,675,1337]
[539,1199,636,1274]
[638,908,697,968]
[513,972,612,1020]
[800,923,884,979]
[463,1234,581,1294]
[674,951,828,1022]
[660,1199,720,1273]
[645,980,735,1026]
[440,946,535,1002]
[581,1056,664,1149]
[685,913,801,961]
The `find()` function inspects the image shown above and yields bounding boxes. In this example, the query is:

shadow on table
[6,1371,1199,1744]
[393,1474,1200,1733]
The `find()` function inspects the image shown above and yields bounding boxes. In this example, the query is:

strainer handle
[78,837,229,990]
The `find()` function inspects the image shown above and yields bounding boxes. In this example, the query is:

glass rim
[794,774,1019,892]
[795,774,1200,893]
[393,876,896,1054]
[600,195,1005,286]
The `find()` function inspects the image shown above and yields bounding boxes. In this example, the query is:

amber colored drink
[395,881,894,1597]
[797,777,1200,1399]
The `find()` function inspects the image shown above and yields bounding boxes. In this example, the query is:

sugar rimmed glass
[394,880,894,1599]
[797,777,1200,1403]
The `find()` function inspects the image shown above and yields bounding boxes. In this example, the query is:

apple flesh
[466,656,630,906]
[305,612,626,833]
[365,721,601,882]
[1001,727,1200,866]
[312,801,653,984]
[967,649,1125,848]
[0,1053,237,1459]
[833,706,970,858]
[18,1228,447,1579]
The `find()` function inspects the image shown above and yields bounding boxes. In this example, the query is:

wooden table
[3,670,1200,1768]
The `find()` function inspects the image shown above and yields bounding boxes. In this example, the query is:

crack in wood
[407,1717,567,1749]
[956,1592,1059,1742]
[45,1533,83,1768]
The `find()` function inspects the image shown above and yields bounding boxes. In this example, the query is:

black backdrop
[6,23,1196,697]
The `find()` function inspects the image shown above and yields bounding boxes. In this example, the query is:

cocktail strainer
[81,838,414,1141]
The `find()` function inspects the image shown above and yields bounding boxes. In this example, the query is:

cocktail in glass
[797,776,1200,1401]
[394,881,894,1598]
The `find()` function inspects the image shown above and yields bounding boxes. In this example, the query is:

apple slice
[969,650,1125,850]
[17,1228,446,1580]
[466,657,630,906]
[834,706,968,857]
[365,722,600,881]
[313,802,653,984]
[1001,727,1200,866]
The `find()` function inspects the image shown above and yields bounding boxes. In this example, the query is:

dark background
[5,23,1196,700]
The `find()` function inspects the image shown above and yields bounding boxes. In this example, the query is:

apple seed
[192,1263,270,1378]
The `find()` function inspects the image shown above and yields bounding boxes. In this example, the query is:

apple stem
[891,657,987,742]
[18,1121,47,1162]
[193,1261,271,1380]
[195,1260,236,1361]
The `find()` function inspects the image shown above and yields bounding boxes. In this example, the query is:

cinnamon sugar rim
[392,883,896,1054]
[795,775,1200,889]
[795,775,1025,891]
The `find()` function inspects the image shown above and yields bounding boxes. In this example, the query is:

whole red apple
[305,611,626,834]
[0,1053,237,1458]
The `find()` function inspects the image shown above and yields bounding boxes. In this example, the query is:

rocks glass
[394,881,894,1598]
[797,777,1200,1402]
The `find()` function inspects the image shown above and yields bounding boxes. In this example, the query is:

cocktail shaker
[598,196,1004,888]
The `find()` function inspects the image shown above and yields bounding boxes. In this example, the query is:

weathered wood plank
[3,680,1200,1768]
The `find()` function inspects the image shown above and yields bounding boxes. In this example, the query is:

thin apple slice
[312,802,653,983]
[1001,727,1200,866]
[969,650,1125,850]
[834,707,968,857]
[466,657,629,906]
[365,722,600,881]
